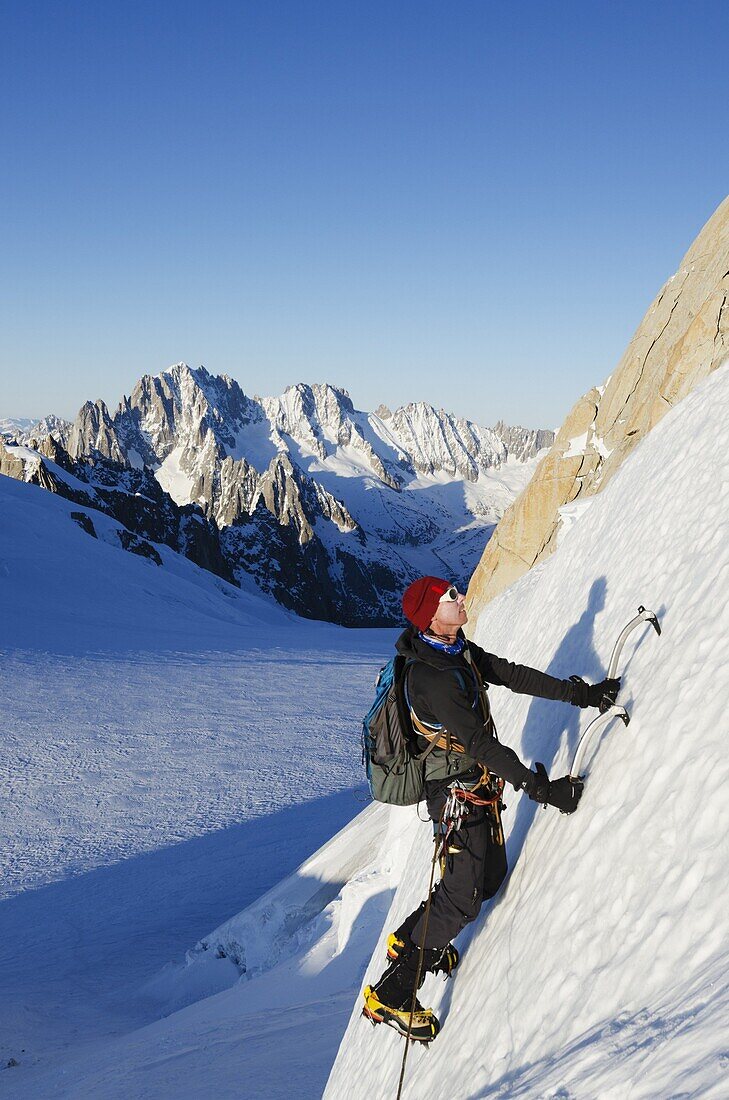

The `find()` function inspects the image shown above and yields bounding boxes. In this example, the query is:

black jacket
[395,627,575,789]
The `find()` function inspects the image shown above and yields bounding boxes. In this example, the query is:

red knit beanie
[402,576,451,632]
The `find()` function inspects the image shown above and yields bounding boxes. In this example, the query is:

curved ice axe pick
[569,606,661,782]
[605,605,661,679]
[569,704,630,782]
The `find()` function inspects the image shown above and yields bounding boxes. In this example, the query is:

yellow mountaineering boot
[362,985,440,1042]
[386,933,459,978]
[386,931,406,961]
[362,947,441,1041]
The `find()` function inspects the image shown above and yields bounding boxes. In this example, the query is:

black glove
[524,762,584,814]
[569,674,621,712]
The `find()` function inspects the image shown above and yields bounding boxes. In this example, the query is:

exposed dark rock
[67,400,125,463]
[0,446,234,586]
[222,498,405,625]
[118,530,163,565]
[70,511,97,538]
[35,436,76,472]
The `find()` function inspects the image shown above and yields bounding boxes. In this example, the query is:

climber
[362,576,619,1041]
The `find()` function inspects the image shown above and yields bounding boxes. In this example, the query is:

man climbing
[363,575,619,1042]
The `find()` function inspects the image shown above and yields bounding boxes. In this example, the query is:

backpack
[362,655,443,805]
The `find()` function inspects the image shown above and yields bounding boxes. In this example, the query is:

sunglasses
[439,585,460,603]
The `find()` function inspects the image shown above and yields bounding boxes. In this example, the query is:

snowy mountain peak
[67,398,125,464]
[3,366,553,624]
[260,382,358,457]
[0,416,37,438]
[389,400,505,480]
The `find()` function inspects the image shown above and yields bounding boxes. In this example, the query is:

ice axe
[569,606,661,782]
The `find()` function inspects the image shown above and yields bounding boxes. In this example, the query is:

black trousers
[406,774,508,951]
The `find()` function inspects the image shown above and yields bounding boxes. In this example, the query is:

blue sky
[1,1,727,428]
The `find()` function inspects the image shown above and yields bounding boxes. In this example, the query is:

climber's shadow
[504,575,608,869]
[435,577,608,1026]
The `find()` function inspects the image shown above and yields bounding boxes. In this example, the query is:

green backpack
[361,655,442,805]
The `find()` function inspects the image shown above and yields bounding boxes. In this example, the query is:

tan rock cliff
[467,195,729,617]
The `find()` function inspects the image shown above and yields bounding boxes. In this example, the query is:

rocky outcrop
[212,455,261,527]
[0,441,68,493]
[467,195,729,616]
[254,454,315,545]
[118,529,163,565]
[35,434,76,472]
[303,479,358,534]
[248,453,357,547]
[0,445,26,482]
[70,511,97,538]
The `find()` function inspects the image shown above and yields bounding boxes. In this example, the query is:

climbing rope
[395,782,471,1100]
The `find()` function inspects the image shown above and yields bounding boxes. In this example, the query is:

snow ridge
[321,362,729,1097]
[71,361,725,1099]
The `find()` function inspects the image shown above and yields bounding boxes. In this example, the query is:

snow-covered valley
[0,473,392,1095]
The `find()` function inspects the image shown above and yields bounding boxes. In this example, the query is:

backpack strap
[410,710,465,755]
[404,648,497,757]
[464,646,498,739]
[404,658,467,756]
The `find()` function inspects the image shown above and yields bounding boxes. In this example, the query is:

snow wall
[325,361,729,1098]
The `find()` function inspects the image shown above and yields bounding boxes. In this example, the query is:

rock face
[467,195,729,615]
[70,511,97,538]
[3,367,555,625]
[117,529,163,566]
[67,400,126,464]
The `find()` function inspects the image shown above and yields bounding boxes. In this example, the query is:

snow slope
[324,361,729,1098]
[0,474,393,1095]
